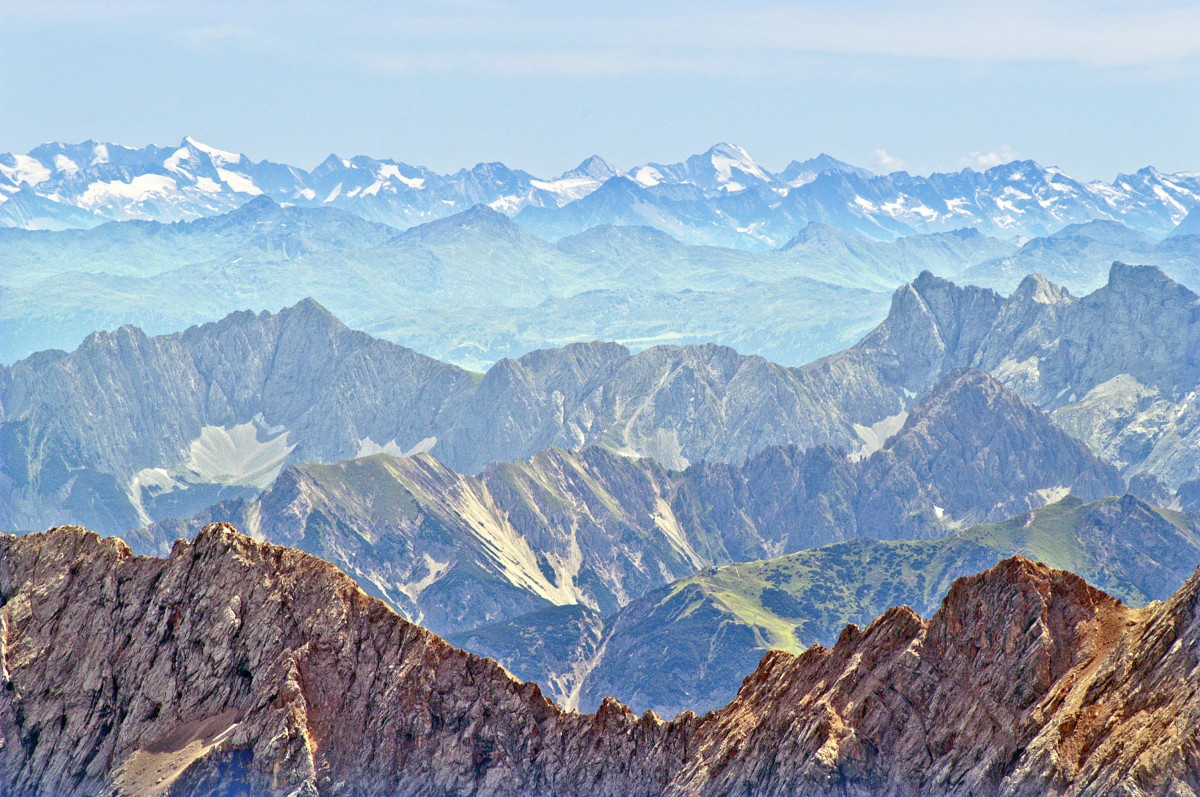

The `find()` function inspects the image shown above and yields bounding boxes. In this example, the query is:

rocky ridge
[151,368,1121,639]
[10,260,1164,537]
[4,524,1200,795]
[568,493,1200,716]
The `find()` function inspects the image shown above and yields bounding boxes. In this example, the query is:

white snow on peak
[378,163,426,189]
[709,143,769,185]
[529,175,604,204]
[184,136,242,167]
[194,176,222,194]
[90,143,110,166]
[78,173,180,209]
[633,165,662,187]
[217,168,262,195]
[164,146,194,173]
[0,154,51,187]
[52,154,80,175]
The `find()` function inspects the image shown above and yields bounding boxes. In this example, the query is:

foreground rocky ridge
[4,524,1200,795]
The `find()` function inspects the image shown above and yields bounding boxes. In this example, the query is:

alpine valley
[3,140,1200,796]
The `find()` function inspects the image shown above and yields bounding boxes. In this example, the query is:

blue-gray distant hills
[5,190,1200,370]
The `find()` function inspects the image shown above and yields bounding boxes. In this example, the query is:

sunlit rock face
[5,524,1200,796]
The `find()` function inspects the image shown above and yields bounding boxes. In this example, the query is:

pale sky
[3,0,1198,179]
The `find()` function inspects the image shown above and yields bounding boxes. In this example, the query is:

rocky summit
[3,523,1200,796]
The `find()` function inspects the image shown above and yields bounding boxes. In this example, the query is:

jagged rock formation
[152,368,1120,640]
[0,281,951,535]
[4,524,1200,795]
[855,262,1200,489]
[5,260,1195,537]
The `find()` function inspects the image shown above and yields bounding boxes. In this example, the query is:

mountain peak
[233,194,280,215]
[779,221,853,250]
[393,203,528,247]
[1011,272,1070,305]
[276,297,345,328]
[1169,207,1200,238]
[1105,262,1181,294]
[562,155,622,182]
[780,154,872,184]
[180,136,243,166]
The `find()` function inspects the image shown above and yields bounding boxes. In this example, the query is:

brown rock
[1,524,1198,796]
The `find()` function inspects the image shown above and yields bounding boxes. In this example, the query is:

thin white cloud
[963,146,1020,169]
[361,0,1200,74]
[872,148,905,172]
[365,49,753,78]
[10,0,1200,75]
[183,25,256,42]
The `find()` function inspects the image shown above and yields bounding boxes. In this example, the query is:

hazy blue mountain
[0,188,106,230]
[961,219,1200,292]
[1170,208,1200,237]
[11,262,1200,541]
[1,199,1012,366]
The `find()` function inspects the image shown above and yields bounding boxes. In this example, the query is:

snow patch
[851,411,908,459]
[0,154,52,186]
[78,174,180,208]
[216,168,262,195]
[52,154,80,175]
[632,166,662,187]
[355,436,437,459]
[183,421,295,487]
[1035,486,1070,505]
[183,136,241,167]
[378,164,426,189]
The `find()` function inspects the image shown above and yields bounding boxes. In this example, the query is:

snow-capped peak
[182,136,243,167]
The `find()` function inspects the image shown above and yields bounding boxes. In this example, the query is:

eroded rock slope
[4,524,1200,796]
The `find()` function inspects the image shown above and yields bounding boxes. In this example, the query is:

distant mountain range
[0,197,1016,367]
[2,138,1197,246]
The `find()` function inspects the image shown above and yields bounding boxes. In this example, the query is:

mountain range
[3,138,1198,247]
[5,188,1199,375]
[0,197,1017,367]
[7,522,1200,795]
[8,261,1200,538]
[144,367,1121,634]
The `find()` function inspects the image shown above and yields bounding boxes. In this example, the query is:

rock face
[4,524,1200,796]
[0,298,883,534]
[858,263,1200,489]
[0,525,686,797]
[151,368,1121,643]
[5,261,1196,538]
